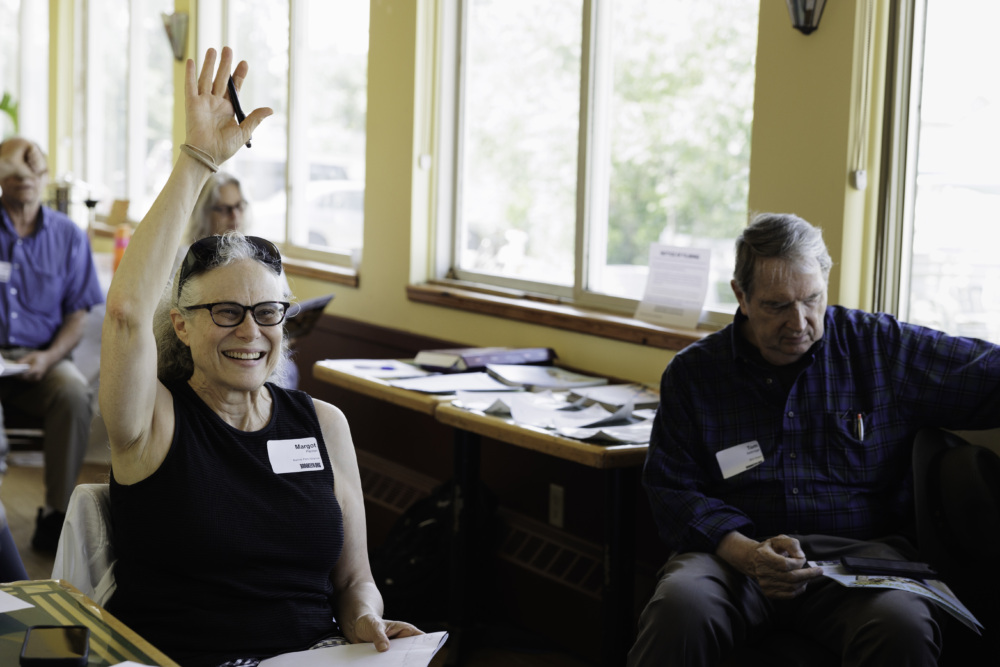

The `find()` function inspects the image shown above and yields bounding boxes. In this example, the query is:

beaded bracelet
[179,144,219,173]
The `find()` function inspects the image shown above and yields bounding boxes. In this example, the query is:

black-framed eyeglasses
[185,301,301,327]
[211,201,246,216]
[177,235,282,300]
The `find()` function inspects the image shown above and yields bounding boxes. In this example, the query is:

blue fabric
[0,206,104,348]
[644,305,1000,554]
[0,524,28,581]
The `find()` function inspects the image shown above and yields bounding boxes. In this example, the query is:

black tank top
[107,380,344,667]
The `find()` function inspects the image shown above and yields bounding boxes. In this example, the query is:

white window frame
[433,0,749,327]
[77,0,168,216]
[874,0,924,316]
[1,1,49,145]
[199,0,363,270]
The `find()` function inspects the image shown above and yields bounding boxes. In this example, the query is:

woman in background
[183,172,248,248]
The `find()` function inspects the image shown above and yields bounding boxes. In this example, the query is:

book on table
[413,346,555,372]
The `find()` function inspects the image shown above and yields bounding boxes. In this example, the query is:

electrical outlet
[549,483,565,528]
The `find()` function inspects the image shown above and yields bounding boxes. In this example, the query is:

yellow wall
[290,0,882,387]
[53,0,883,388]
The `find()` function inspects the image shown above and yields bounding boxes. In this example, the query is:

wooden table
[0,579,179,666]
[313,361,650,667]
[313,360,451,415]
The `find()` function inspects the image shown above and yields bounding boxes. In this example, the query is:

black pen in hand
[227,75,252,148]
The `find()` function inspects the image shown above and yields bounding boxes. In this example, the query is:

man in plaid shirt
[628,213,1000,666]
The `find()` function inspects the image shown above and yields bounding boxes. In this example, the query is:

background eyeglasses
[185,301,301,327]
[210,201,246,216]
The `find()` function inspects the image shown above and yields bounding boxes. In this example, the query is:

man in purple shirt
[0,137,105,552]
[628,213,1000,666]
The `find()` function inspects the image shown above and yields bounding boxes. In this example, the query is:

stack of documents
[453,390,654,444]
[485,364,608,390]
[414,346,555,372]
[317,359,431,380]
[568,384,659,410]
[389,372,519,394]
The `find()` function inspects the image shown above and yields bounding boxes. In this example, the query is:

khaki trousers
[1,351,92,512]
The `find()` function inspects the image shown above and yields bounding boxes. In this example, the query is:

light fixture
[162,11,189,61]
[786,0,827,35]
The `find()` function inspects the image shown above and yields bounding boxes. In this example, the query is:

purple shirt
[644,306,1000,554]
[0,205,104,348]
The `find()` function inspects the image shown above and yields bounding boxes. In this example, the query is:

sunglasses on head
[177,235,283,300]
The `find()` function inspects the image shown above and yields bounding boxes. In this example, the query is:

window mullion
[286,2,307,248]
[577,0,612,306]
[126,0,144,205]
[448,0,471,279]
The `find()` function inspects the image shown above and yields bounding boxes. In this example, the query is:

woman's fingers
[212,46,234,97]
[241,107,274,137]
[197,48,217,95]
[231,60,250,93]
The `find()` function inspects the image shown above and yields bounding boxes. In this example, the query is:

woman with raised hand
[100,47,420,667]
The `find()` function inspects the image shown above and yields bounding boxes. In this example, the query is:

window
[438,0,759,320]
[0,1,48,145]
[75,0,174,220]
[882,0,1000,343]
[210,0,369,266]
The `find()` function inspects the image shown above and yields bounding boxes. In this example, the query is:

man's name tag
[267,437,325,474]
[716,440,765,479]
[0,262,11,283]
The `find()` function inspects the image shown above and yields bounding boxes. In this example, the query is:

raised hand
[184,47,272,166]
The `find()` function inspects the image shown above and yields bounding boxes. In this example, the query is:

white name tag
[716,440,765,479]
[0,262,11,283]
[267,437,325,474]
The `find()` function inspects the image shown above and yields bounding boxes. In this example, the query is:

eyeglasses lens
[209,302,287,327]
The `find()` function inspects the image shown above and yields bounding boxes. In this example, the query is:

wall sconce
[162,11,189,61]
[786,0,827,35]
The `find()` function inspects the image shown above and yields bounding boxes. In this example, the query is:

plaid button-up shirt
[644,306,1000,554]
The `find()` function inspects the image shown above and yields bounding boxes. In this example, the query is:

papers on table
[568,383,660,410]
[0,589,33,614]
[319,357,655,443]
[485,364,608,390]
[390,372,519,394]
[318,359,432,380]
[556,420,654,444]
[452,390,654,444]
[259,631,449,667]
[808,561,982,635]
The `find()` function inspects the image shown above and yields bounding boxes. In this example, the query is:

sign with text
[634,244,710,329]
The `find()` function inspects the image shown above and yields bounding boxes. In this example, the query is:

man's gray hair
[733,212,833,298]
[154,232,292,384]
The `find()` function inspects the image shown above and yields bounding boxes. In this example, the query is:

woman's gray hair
[733,212,833,298]
[154,232,293,384]
[183,172,246,246]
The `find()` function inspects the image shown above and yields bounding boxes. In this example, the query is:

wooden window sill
[406,282,709,351]
[283,257,358,287]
